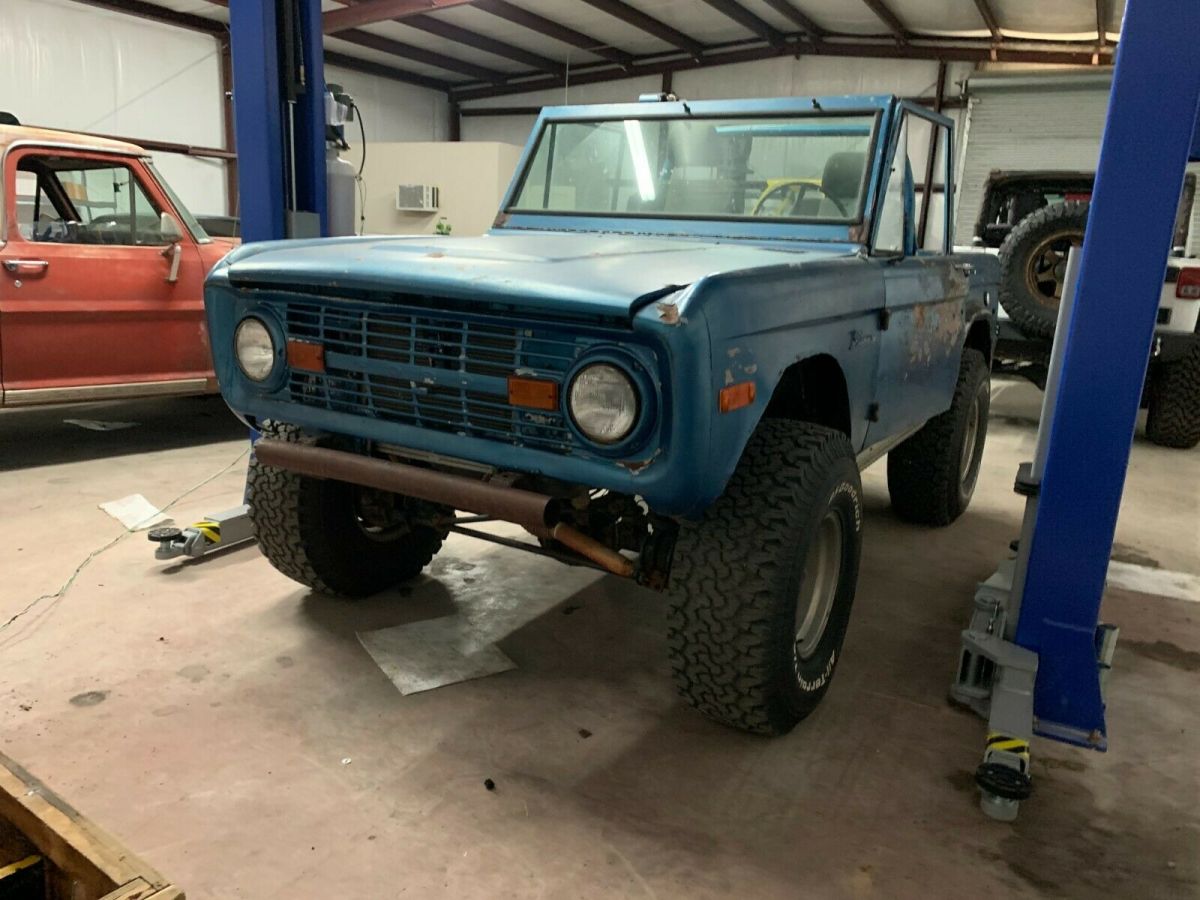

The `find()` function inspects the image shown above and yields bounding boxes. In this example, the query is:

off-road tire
[887,349,990,526]
[248,423,446,596]
[666,420,864,736]
[1146,344,1200,449]
[998,201,1089,340]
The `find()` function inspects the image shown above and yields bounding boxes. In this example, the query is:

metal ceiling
[72,0,1122,100]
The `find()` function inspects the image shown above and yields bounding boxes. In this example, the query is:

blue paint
[227,0,327,240]
[1192,99,1200,163]
[1013,0,1200,746]
[227,0,286,243]
[205,95,997,518]
[293,0,328,234]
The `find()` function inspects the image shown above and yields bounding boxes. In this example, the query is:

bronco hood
[220,230,851,319]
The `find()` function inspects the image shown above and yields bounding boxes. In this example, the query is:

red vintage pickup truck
[0,125,234,407]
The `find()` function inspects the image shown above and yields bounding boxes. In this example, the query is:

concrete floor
[1,383,1197,899]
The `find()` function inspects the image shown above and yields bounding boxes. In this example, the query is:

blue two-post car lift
[150,0,330,562]
[162,0,1199,821]
[955,0,1200,819]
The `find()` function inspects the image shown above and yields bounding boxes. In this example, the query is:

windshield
[509,113,877,225]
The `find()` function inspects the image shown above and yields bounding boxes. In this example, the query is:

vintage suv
[205,95,998,735]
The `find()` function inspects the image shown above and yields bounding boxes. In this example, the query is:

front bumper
[254,438,634,575]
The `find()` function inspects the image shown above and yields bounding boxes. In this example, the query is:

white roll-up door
[956,72,1113,246]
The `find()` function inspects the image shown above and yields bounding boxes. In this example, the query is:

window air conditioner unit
[396,184,439,212]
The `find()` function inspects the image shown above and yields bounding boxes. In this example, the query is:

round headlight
[568,363,639,445]
[234,317,276,382]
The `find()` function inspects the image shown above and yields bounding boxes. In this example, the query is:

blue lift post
[151,0,330,562]
[956,0,1200,819]
[227,0,328,242]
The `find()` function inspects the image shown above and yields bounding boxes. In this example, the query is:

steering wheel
[753,181,849,218]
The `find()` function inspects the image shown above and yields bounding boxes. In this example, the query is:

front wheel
[248,424,448,597]
[887,348,990,526]
[667,420,864,736]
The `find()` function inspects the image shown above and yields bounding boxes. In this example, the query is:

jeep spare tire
[998,200,1089,340]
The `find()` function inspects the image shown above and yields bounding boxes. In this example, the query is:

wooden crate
[0,751,183,899]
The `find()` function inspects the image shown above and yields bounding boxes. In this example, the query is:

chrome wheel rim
[794,512,844,661]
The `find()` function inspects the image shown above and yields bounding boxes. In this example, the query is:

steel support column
[227,0,327,242]
[1011,0,1200,746]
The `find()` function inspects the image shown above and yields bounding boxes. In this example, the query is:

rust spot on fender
[907,299,963,367]
[619,450,661,474]
[657,301,681,325]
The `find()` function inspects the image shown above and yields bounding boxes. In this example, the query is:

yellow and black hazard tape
[193,519,222,545]
[986,732,1030,759]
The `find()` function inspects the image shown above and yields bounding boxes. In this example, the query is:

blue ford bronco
[206,95,998,735]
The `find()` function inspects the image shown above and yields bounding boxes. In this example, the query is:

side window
[874,112,951,255]
[907,115,950,253]
[874,116,908,255]
[16,157,168,246]
[14,170,58,240]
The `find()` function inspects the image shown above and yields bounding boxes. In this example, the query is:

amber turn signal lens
[719,381,756,413]
[508,375,559,411]
[286,339,325,373]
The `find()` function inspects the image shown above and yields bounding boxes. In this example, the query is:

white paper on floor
[358,619,517,695]
[64,418,139,431]
[99,493,170,530]
[357,544,602,696]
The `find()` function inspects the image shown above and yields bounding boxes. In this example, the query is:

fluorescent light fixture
[623,119,656,203]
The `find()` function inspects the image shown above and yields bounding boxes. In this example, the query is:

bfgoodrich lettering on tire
[666,420,864,736]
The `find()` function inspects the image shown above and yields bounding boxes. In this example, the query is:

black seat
[819,151,866,217]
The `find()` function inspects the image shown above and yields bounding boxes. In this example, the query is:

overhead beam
[579,0,706,58]
[758,0,826,39]
[860,0,908,44]
[699,0,787,47]
[452,38,1115,102]
[323,0,474,34]
[473,0,634,66]
[335,27,506,82]
[65,0,224,35]
[972,0,1003,41]
[402,15,565,73]
[324,50,452,91]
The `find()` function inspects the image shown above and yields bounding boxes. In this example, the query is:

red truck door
[0,148,213,405]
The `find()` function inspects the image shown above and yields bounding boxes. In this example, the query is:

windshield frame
[497,96,895,243]
[506,110,881,227]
